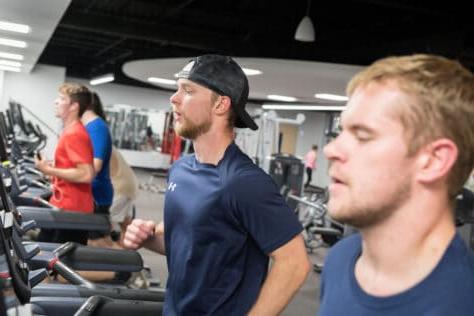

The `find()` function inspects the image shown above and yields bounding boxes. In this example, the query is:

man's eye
[355,133,371,142]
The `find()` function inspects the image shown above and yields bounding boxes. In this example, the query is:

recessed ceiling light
[242,68,262,76]
[262,104,346,111]
[90,73,115,86]
[0,65,21,72]
[0,52,24,61]
[314,93,348,101]
[0,37,27,48]
[148,77,177,85]
[0,20,30,34]
[0,60,21,67]
[267,95,298,102]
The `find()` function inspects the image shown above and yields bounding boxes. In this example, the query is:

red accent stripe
[0,271,10,279]
[47,257,59,270]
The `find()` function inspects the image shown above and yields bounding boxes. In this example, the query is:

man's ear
[70,101,80,115]
[415,138,458,184]
[214,96,232,115]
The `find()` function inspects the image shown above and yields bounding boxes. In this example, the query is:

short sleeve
[64,131,93,165]
[87,120,110,160]
[225,172,303,254]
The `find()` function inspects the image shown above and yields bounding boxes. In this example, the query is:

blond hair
[58,83,91,117]
[347,54,474,199]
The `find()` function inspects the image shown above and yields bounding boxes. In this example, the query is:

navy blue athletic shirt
[318,233,474,316]
[163,142,302,315]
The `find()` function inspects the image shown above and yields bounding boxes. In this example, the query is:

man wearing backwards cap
[124,54,310,315]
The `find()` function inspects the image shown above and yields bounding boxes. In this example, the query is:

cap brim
[234,107,258,130]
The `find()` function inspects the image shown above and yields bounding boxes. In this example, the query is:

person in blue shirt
[123,54,311,315]
[318,54,474,316]
[81,92,114,242]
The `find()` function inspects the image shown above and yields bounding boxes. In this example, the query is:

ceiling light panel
[0,51,24,60]
[148,77,176,85]
[267,95,298,102]
[90,74,115,86]
[242,68,262,76]
[0,37,27,48]
[314,93,348,101]
[0,20,30,33]
[262,104,346,111]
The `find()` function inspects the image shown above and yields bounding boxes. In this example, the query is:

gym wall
[0,64,66,158]
[0,64,332,187]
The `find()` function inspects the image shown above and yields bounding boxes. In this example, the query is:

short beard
[175,115,212,140]
[331,178,412,228]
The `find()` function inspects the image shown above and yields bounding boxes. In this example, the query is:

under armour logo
[168,182,177,191]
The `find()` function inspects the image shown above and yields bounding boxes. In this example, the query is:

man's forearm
[143,232,166,255]
[43,165,93,183]
[248,250,310,315]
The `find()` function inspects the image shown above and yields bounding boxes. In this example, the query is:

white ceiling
[0,0,71,73]
[123,57,365,104]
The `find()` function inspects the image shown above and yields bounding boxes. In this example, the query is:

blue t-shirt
[163,142,302,315]
[318,233,474,316]
[85,118,113,206]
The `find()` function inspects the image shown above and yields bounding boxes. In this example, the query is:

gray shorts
[110,196,135,230]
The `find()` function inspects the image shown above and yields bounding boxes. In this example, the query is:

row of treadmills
[0,102,165,316]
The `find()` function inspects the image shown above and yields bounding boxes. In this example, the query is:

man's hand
[123,219,158,250]
[34,155,52,174]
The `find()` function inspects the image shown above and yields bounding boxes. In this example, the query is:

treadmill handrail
[17,207,110,232]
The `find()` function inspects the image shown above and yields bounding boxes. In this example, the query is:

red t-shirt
[50,121,94,213]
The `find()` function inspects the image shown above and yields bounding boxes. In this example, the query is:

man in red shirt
[35,83,95,244]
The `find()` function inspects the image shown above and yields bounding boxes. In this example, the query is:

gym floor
[133,168,327,315]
